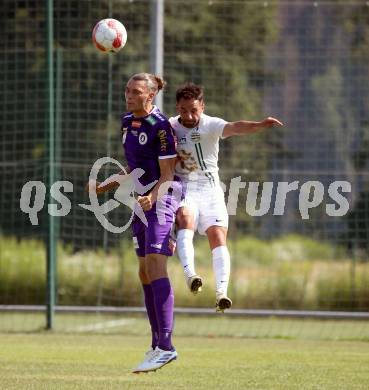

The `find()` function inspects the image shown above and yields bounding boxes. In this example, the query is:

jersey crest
[190,129,201,143]
[138,132,148,145]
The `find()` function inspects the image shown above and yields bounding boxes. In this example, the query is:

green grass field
[0,333,368,389]
[1,313,369,390]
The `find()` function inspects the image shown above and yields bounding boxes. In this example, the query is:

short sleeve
[203,116,228,139]
[156,121,177,160]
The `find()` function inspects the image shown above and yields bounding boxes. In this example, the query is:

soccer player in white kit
[170,83,283,312]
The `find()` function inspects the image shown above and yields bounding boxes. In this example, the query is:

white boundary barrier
[1,305,369,320]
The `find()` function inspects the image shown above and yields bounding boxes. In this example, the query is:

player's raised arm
[86,169,128,194]
[222,116,283,138]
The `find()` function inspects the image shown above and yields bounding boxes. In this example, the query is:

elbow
[164,172,174,182]
[159,169,174,183]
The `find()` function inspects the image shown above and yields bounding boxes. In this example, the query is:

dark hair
[129,73,166,94]
[175,82,204,102]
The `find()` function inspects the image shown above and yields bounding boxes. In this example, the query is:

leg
[206,226,232,312]
[145,253,174,351]
[176,206,203,293]
[132,254,177,373]
[132,215,161,356]
[132,184,181,373]
[138,256,159,350]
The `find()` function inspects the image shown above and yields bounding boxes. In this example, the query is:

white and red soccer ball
[92,19,127,53]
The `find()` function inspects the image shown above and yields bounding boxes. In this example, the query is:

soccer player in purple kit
[88,73,181,373]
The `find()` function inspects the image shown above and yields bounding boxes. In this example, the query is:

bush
[0,235,368,310]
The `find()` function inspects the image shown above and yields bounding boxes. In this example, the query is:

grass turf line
[1,312,369,341]
[0,334,368,389]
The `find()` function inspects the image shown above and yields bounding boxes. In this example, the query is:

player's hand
[85,180,103,194]
[262,117,284,128]
[137,195,153,211]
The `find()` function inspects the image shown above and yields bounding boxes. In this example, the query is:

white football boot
[132,346,177,373]
[131,348,155,373]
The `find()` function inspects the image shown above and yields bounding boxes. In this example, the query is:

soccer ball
[92,19,127,53]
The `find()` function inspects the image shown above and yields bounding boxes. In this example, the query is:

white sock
[212,246,231,297]
[177,229,196,278]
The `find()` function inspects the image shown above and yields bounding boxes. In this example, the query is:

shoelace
[148,350,161,362]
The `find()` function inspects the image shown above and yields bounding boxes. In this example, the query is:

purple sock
[151,277,174,351]
[142,284,159,349]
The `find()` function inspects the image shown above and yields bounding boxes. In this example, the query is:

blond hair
[129,73,166,94]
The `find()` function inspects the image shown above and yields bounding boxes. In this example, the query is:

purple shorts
[131,180,182,257]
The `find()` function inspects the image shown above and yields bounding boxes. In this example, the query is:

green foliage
[316,265,369,311]
[231,234,344,266]
[1,235,368,311]
[164,1,278,118]
[0,237,46,304]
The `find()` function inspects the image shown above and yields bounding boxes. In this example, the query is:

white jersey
[169,113,227,186]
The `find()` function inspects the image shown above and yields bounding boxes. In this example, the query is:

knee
[145,255,157,278]
[207,227,227,249]
[145,254,168,280]
[176,207,194,229]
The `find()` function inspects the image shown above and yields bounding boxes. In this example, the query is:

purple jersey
[121,106,177,189]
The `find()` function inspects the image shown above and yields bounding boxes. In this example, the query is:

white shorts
[179,182,229,235]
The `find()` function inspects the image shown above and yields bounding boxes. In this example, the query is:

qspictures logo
[19,157,352,234]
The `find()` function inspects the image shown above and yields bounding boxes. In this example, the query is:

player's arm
[222,117,283,138]
[86,169,129,195]
[138,121,177,211]
[138,157,176,211]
